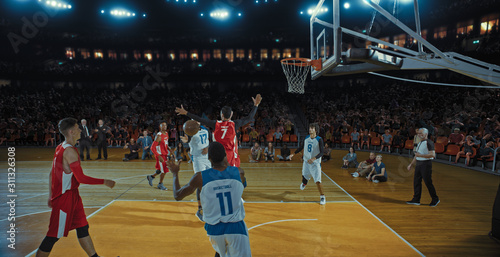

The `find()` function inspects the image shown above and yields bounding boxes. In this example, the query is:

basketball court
[1,148,499,256]
[1,1,500,256]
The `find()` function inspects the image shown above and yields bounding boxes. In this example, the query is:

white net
[281,59,311,94]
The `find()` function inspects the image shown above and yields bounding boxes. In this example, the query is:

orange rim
[281,57,322,71]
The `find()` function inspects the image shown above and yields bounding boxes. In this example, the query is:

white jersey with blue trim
[189,126,210,159]
[303,135,322,163]
[201,166,245,226]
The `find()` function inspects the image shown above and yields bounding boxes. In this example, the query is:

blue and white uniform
[296,135,324,183]
[201,166,250,257]
[189,126,211,173]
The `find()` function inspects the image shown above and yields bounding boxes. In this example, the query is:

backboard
[308,0,500,86]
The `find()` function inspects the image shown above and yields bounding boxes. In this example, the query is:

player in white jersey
[167,142,251,257]
[180,123,212,221]
[290,123,326,205]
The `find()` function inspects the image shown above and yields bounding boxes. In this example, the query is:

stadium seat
[242,134,250,145]
[341,135,351,148]
[459,146,477,161]
[266,133,274,143]
[282,134,290,144]
[434,142,445,154]
[371,136,381,151]
[477,155,495,169]
[443,144,461,162]
[404,140,414,155]
[290,134,298,146]
[436,136,448,146]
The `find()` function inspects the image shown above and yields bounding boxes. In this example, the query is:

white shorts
[209,234,251,257]
[193,157,211,173]
[302,160,322,183]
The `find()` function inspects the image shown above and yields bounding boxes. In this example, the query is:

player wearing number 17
[175,94,262,167]
[289,123,326,205]
[168,142,251,257]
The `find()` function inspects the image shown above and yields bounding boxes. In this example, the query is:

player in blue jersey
[180,122,212,221]
[290,123,326,205]
[167,142,251,257]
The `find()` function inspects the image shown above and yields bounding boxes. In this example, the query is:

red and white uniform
[214,120,240,167]
[47,142,104,238]
[152,132,170,173]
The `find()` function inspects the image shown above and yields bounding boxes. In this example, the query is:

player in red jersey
[175,94,262,167]
[146,121,172,190]
[36,118,115,257]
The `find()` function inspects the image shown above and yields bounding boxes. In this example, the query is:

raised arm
[175,105,216,129]
[167,159,203,200]
[234,94,262,130]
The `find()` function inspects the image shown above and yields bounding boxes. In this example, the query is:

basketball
[183,120,200,136]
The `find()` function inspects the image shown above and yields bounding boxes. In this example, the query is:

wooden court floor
[0,147,499,256]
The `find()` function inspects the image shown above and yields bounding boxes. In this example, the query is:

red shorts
[226,150,240,167]
[47,189,88,238]
[155,155,169,173]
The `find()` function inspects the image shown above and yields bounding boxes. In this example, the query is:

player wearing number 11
[168,142,251,257]
[289,123,326,205]
[175,94,262,167]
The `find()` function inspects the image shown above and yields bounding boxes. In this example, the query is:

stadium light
[210,10,229,20]
[238,12,242,17]
[344,2,350,9]
[41,1,72,10]
[306,7,328,15]
[109,9,137,18]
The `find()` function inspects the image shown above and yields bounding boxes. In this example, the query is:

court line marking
[1,174,149,205]
[321,171,425,257]
[0,206,104,222]
[110,199,355,203]
[248,219,318,231]
[24,200,116,257]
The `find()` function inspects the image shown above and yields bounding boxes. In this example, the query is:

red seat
[341,135,351,148]
[282,134,290,143]
[371,137,381,150]
[459,147,476,159]
[290,134,298,143]
[266,133,274,143]
[436,136,448,146]
[404,140,414,155]
[443,144,461,162]
[434,142,445,154]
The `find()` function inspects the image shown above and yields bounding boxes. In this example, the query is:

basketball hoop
[281,58,322,94]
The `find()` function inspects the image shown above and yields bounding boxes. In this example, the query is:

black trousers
[413,160,438,201]
[97,140,107,159]
[79,139,91,160]
[125,152,139,160]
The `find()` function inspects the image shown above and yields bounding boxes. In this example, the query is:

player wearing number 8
[175,94,262,167]
[168,142,250,257]
[289,123,326,205]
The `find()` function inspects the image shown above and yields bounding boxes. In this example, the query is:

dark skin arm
[238,167,246,186]
[167,159,203,200]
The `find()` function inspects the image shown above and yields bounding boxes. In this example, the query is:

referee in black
[406,128,440,207]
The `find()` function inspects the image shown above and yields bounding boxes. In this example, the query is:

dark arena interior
[1,0,500,256]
